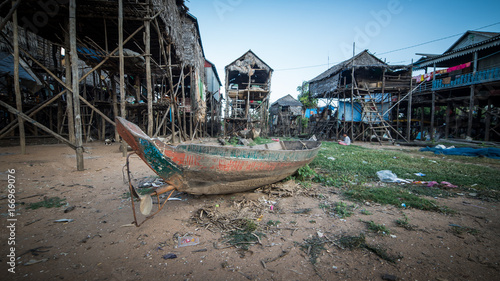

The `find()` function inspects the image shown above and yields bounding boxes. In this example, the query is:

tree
[297,81,317,109]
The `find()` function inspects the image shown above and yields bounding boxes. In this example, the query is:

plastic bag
[376,170,410,183]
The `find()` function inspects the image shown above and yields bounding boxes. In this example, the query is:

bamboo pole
[70,0,84,170]
[12,0,25,154]
[118,0,127,156]
[467,52,478,138]
[111,77,119,141]
[167,44,176,143]
[145,1,153,136]
[406,60,413,141]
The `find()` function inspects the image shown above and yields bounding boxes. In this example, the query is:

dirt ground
[0,142,499,281]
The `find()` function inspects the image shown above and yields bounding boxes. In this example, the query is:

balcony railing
[432,67,500,90]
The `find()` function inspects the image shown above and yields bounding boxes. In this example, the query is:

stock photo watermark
[6,169,17,274]
[18,0,68,34]
[213,0,244,21]
[339,0,404,58]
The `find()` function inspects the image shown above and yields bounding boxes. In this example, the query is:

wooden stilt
[485,97,491,141]
[431,91,435,140]
[118,0,127,156]
[65,30,75,144]
[445,102,450,139]
[12,1,25,154]
[70,0,84,170]
[467,52,478,138]
[145,1,153,136]
[406,63,413,141]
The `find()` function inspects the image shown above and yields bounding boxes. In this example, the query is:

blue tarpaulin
[305,108,317,118]
[420,146,500,159]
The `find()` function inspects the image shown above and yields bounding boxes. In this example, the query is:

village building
[0,0,222,170]
[412,30,500,142]
[308,50,412,143]
[224,50,273,136]
[269,94,303,137]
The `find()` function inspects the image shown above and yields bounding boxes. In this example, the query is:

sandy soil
[0,142,499,280]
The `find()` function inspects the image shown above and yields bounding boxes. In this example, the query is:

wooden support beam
[485,97,491,141]
[12,0,25,154]
[167,44,176,144]
[430,91,435,140]
[145,2,153,136]
[0,100,76,150]
[445,102,450,139]
[70,0,84,170]
[118,0,127,157]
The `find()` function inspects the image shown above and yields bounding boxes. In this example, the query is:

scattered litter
[64,206,75,213]
[120,223,136,227]
[440,181,457,188]
[413,172,426,177]
[427,181,438,187]
[24,259,48,266]
[167,198,182,201]
[362,161,368,164]
[162,253,177,259]
[178,236,199,247]
[327,157,335,161]
[54,219,74,223]
[376,170,410,183]
[317,231,324,238]
[401,203,406,208]
[390,235,397,238]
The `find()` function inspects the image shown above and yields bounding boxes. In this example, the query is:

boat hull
[116,117,321,195]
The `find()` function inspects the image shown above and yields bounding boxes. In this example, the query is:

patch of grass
[360,209,372,215]
[309,141,500,194]
[395,213,417,230]
[266,220,281,226]
[224,219,263,250]
[299,236,327,264]
[27,197,66,210]
[344,186,453,213]
[365,220,391,235]
[293,164,317,182]
[320,201,354,218]
[253,137,275,145]
[336,233,400,263]
[406,185,453,198]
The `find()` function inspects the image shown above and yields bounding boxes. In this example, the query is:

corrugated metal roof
[415,32,500,68]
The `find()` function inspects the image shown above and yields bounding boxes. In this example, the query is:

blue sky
[188,0,500,103]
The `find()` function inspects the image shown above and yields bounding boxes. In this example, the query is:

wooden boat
[116,117,321,196]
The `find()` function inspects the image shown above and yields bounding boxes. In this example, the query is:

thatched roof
[270,94,302,108]
[309,50,386,83]
[309,50,408,98]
